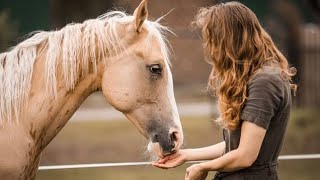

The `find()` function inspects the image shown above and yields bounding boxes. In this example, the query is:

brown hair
[193,2,296,130]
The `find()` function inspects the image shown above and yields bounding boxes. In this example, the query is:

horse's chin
[146,141,165,160]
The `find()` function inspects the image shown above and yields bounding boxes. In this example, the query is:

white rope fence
[39,153,320,170]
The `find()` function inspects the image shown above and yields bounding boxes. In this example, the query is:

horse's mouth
[147,141,178,159]
[162,149,177,157]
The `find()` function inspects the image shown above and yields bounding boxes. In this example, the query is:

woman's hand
[152,149,188,169]
[185,164,208,180]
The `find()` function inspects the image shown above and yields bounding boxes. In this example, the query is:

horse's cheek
[101,77,135,113]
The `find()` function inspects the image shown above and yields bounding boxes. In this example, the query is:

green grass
[281,108,320,154]
[36,110,320,180]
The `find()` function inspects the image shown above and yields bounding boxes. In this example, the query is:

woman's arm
[152,141,225,169]
[198,121,266,172]
[154,120,266,172]
[184,121,266,180]
[185,141,225,161]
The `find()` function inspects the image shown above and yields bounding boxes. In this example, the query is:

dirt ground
[36,109,320,180]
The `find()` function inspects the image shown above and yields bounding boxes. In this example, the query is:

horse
[0,0,184,179]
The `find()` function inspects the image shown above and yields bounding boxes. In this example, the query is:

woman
[153,2,296,180]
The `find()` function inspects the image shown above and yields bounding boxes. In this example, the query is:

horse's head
[100,0,183,158]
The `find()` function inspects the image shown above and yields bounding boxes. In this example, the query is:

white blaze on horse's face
[101,0,183,158]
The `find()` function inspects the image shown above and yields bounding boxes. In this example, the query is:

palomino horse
[0,0,183,179]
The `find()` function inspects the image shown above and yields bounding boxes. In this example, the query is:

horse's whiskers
[142,142,158,162]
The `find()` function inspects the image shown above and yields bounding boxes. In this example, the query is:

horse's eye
[149,64,162,75]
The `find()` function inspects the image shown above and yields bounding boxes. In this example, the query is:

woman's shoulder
[249,63,289,95]
[252,63,286,85]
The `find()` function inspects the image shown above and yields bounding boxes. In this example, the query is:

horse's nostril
[170,132,178,149]
[150,130,180,153]
[170,142,175,150]
[153,134,159,143]
[170,132,178,142]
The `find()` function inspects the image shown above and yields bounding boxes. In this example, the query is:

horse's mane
[0,11,172,123]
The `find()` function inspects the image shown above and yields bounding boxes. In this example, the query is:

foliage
[0,11,18,52]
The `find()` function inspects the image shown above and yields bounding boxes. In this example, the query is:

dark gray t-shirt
[223,64,292,167]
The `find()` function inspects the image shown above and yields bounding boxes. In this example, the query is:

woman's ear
[133,0,148,33]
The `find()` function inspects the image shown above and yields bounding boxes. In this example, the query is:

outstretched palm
[152,149,188,169]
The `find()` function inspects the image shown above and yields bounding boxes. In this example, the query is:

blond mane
[0,11,172,123]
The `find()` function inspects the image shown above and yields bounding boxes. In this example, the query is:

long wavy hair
[193,2,297,130]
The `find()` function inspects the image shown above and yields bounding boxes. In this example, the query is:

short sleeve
[240,72,283,129]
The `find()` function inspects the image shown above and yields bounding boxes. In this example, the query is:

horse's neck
[22,51,101,150]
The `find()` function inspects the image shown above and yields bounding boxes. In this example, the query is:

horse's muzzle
[147,119,182,155]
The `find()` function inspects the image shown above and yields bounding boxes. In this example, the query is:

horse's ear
[133,0,148,33]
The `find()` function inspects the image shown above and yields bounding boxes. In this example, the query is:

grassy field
[36,109,320,180]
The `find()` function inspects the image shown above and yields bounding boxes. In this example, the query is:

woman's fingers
[157,156,170,164]
[152,158,183,169]
[152,162,169,169]
[152,161,175,168]
[152,150,187,169]
[185,164,208,180]
[185,172,189,180]
[185,167,191,180]
[186,166,191,174]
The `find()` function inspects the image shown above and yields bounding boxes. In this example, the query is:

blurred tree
[305,0,320,23]
[269,0,302,69]
[50,0,115,29]
[0,11,18,52]
[0,0,49,35]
